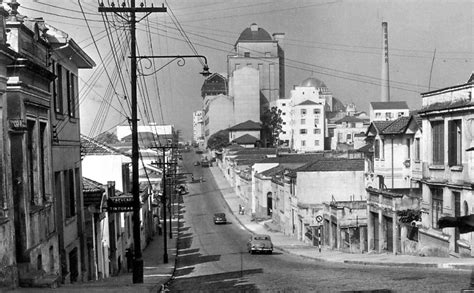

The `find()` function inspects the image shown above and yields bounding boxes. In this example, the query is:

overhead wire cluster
[19,0,473,138]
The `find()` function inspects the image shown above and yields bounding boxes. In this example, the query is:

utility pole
[98,1,167,284]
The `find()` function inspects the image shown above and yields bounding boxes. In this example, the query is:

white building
[193,110,204,146]
[369,101,409,122]
[274,77,326,152]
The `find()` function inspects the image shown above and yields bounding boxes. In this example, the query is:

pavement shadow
[169,268,262,292]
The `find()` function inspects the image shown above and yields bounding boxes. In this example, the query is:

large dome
[300,77,326,88]
[236,23,273,43]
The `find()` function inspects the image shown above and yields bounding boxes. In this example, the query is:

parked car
[247,234,273,254]
[213,213,227,224]
[193,161,200,166]
[201,160,210,167]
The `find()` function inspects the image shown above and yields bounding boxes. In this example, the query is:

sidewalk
[210,166,474,272]
[8,221,178,293]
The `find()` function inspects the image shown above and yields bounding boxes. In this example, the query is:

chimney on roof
[381,22,390,102]
[250,23,258,32]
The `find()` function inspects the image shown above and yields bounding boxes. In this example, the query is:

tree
[95,131,119,144]
[207,129,229,151]
[261,106,283,147]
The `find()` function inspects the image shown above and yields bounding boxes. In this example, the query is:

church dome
[236,23,273,43]
[300,77,326,88]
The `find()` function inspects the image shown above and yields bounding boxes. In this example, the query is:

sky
[17,0,473,141]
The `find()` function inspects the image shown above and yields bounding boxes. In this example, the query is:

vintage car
[213,213,227,224]
[247,234,273,254]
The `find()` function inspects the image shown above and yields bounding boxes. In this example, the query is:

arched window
[464,200,469,216]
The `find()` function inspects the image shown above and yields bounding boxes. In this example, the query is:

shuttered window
[448,120,462,166]
[431,121,444,165]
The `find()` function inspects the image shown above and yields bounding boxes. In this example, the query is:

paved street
[166,152,474,292]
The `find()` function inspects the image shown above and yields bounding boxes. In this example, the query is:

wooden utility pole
[98,1,167,284]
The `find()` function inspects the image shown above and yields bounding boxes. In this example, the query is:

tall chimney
[381,22,390,102]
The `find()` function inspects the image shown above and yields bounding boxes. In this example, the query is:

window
[381,139,385,159]
[314,140,319,146]
[314,118,319,126]
[398,112,404,117]
[448,119,462,166]
[301,140,306,146]
[374,139,380,159]
[313,109,320,114]
[385,112,392,120]
[68,73,77,118]
[27,120,36,204]
[337,132,343,142]
[431,188,443,229]
[283,122,286,125]
[244,52,250,57]
[301,119,306,125]
[414,137,420,161]
[431,121,444,165]
[55,63,63,113]
[301,109,306,115]
[313,129,321,134]
[406,138,411,159]
[376,112,381,119]
[65,169,76,218]
[300,129,307,134]
[346,134,351,140]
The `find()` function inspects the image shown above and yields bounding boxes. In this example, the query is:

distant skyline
[18,0,473,141]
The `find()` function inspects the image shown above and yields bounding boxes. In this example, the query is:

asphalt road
[167,151,473,292]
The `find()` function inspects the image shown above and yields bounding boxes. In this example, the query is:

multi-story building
[230,66,260,125]
[418,74,474,257]
[369,101,409,121]
[364,115,423,254]
[192,110,204,147]
[0,5,93,287]
[47,22,95,284]
[288,78,326,152]
[0,6,59,288]
[201,73,232,146]
[228,23,285,112]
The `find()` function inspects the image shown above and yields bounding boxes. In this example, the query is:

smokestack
[381,22,390,102]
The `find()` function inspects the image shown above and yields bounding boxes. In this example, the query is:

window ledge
[449,165,463,172]
[429,165,445,170]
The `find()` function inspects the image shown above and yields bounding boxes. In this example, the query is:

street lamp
[136,55,211,77]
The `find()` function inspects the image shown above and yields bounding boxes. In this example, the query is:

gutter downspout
[391,136,394,188]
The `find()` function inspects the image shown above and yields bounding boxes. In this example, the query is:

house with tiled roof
[289,158,366,247]
[228,120,262,148]
[364,114,423,255]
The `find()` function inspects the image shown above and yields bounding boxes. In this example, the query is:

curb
[212,167,474,272]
